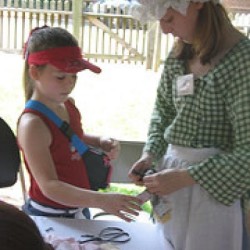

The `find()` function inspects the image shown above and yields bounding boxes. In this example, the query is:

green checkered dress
[144,37,250,206]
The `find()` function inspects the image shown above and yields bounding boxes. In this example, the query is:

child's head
[23,26,101,101]
[0,201,53,250]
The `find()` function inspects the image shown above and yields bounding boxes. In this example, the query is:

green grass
[100,183,152,214]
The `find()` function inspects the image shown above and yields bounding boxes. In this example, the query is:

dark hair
[174,2,233,64]
[0,201,53,250]
[23,26,79,101]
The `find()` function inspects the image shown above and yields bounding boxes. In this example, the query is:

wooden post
[72,0,82,41]
[153,22,162,72]
[146,22,157,70]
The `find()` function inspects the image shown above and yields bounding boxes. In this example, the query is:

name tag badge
[154,199,172,224]
[177,74,194,96]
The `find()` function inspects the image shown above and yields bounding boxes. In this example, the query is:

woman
[129,1,250,249]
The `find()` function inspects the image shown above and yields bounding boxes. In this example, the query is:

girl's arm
[83,133,120,158]
[18,113,140,221]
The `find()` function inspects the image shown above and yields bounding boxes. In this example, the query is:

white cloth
[130,0,221,24]
[154,144,242,250]
[44,234,120,250]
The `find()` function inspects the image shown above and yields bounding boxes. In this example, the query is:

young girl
[129,0,250,249]
[18,26,141,221]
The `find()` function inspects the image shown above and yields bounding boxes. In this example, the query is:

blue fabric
[25,100,89,155]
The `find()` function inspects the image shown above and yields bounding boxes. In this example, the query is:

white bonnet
[130,0,221,24]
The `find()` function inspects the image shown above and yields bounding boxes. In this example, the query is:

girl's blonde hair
[174,2,233,64]
[23,27,78,101]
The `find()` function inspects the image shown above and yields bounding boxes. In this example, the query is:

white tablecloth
[32,216,171,250]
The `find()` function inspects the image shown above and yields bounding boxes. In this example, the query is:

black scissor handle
[79,226,131,244]
[99,227,131,243]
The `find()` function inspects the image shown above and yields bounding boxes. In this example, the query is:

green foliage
[99,183,153,214]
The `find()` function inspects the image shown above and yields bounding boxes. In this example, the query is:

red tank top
[21,100,90,208]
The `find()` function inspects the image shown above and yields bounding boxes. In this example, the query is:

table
[32,216,171,250]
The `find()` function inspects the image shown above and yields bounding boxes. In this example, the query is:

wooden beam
[87,16,143,57]
[72,0,82,40]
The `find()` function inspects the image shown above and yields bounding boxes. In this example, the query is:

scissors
[132,168,156,181]
[79,226,131,244]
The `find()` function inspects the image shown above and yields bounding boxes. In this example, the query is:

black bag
[60,122,113,191]
[83,147,112,191]
[0,118,20,187]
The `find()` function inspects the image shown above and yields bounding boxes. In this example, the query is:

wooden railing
[0,0,249,71]
[0,0,173,71]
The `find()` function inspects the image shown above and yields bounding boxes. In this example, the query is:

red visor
[28,46,101,74]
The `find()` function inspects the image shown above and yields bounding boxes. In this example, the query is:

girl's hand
[101,193,142,222]
[128,152,154,186]
[143,169,196,196]
[100,137,120,160]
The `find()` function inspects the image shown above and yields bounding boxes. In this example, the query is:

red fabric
[21,100,90,209]
[28,46,101,74]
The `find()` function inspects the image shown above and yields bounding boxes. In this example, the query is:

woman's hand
[128,152,154,185]
[143,169,196,196]
[100,193,142,222]
[99,137,120,160]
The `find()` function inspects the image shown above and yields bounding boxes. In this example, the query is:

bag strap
[25,100,89,155]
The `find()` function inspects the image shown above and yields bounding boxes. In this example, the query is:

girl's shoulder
[19,111,45,129]
[65,97,82,119]
[66,97,75,105]
[18,112,51,144]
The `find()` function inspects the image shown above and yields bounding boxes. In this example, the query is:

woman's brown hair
[174,2,233,64]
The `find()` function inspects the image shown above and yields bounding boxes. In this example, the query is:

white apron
[154,144,242,250]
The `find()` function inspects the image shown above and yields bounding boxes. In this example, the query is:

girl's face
[160,3,203,43]
[30,64,77,103]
